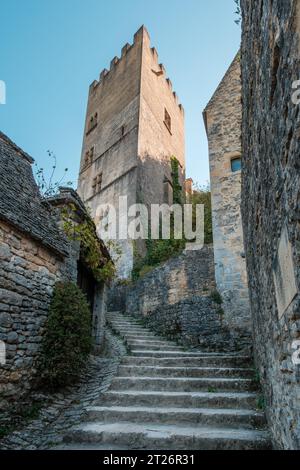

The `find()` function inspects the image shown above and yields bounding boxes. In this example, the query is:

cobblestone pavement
[0,329,125,450]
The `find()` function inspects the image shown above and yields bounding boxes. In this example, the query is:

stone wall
[109,245,251,352]
[203,55,251,335]
[140,296,251,353]
[0,219,70,406]
[0,133,109,413]
[0,216,108,413]
[125,246,215,316]
[241,0,300,449]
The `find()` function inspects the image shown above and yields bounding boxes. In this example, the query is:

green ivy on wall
[61,203,116,283]
[170,156,182,204]
[132,155,185,280]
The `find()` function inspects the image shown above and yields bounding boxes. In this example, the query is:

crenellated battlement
[88,25,184,114]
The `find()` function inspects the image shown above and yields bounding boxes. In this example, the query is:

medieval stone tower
[77,26,185,278]
[203,53,251,337]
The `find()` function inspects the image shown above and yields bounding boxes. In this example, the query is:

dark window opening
[86,112,98,135]
[77,259,95,314]
[84,146,94,166]
[92,172,102,194]
[163,178,173,204]
[164,108,171,133]
[231,157,241,172]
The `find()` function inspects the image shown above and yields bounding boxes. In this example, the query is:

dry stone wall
[109,246,252,352]
[0,219,77,408]
[241,0,300,449]
[125,246,215,315]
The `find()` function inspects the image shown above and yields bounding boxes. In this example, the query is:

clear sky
[0,0,241,188]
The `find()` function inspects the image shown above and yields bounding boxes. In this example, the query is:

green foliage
[38,282,92,389]
[132,235,185,281]
[217,307,225,316]
[0,400,44,440]
[256,395,266,411]
[145,237,185,266]
[132,155,186,280]
[210,289,223,305]
[62,204,116,283]
[19,402,42,421]
[254,369,261,384]
[170,156,182,204]
[191,183,213,244]
[0,425,13,439]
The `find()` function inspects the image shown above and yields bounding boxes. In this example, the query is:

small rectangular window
[92,172,102,194]
[231,157,241,172]
[86,112,98,135]
[164,108,171,133]
[84,147,94,166]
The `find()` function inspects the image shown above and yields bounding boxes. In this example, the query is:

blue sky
[0,0,240,187]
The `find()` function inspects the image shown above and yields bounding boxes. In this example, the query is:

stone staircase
[62,311,272,450]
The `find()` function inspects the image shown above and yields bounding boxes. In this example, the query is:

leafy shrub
[39,282,92,389]
[132,237,185,281]
[209,289,223,305]
[191,183,213,244]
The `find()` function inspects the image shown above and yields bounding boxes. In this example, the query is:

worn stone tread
[66,422,271,450]
[63,312,271,449]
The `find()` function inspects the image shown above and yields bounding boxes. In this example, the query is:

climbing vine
[61,204,116,283]
[170,156,182,204]
[132,156,185,280]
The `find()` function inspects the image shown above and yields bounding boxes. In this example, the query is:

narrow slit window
[87,113,98,134]
[164,108,171,132]
[92,173,102,195]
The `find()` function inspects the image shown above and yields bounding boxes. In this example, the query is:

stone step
[110,325,144,330]
[107,316,137,322]
[121,355,252,368]
[130,350,246,358]
[108,320,142,327]
[99,390,259,409]
[126,339,180,347]
[117,365,255,378]
[85,405,265,429]
[55,443,131,450]
[65,422,271,450]
[112,332,156,339]
[127,344,185,352]
[110,327,153,334]
[122,334,166,341]
[110,376,257,392]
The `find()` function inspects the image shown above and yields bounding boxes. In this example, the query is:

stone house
[203,54,251,341]
[77,26,185,278]
[0,132,109,411]
[240,0,300,449]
